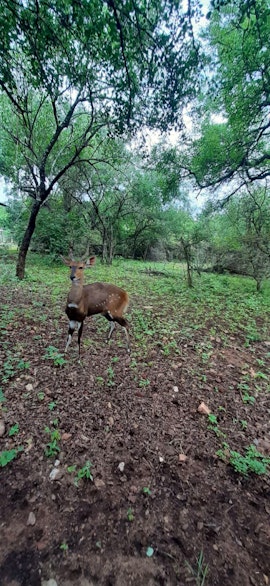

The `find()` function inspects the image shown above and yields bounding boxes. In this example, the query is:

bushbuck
[62,256,130,355]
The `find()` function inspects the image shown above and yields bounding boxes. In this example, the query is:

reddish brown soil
[0,280,270,586]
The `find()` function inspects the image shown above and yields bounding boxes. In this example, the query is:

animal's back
[83,282,129,316]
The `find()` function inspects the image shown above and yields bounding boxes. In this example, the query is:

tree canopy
[0,0,202,277]
[190,0,270,189]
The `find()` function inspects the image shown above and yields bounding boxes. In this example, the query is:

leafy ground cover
[0,254,270,586]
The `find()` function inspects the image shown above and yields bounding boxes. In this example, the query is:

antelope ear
[60,256,71,266]
[85,256,96,267]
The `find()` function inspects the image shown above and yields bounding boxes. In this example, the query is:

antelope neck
[69,281,84,301]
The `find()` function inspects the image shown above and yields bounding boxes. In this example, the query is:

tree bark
[102,230,108,264]
[256,277,262,292]
[16,200,42,279]
[181,238,193,288]
[108,225,114,265]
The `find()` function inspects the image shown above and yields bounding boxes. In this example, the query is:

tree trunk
[143,245,149,261]
[16,200,41,279]
[108,225,114,265]
[186,260,193,288]
[181,238,193,288]
[102,230,108,264]
[256,277,262,292]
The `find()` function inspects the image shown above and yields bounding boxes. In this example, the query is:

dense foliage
[0,0,202,278]
[190,0,270,187]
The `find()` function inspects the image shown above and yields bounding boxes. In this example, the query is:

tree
[190,0,270,190]
[199,187,270,290]
[60,143,173,263]
[0,0,202,278]
[174,211,207,287]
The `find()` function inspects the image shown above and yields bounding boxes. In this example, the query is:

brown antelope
[61,256,130,355]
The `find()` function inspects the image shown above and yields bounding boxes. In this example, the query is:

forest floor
[0,256,270,586]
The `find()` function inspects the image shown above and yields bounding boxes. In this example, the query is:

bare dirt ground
[0,275,270,586]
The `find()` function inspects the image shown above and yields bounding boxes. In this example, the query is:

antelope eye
[79,266,84,270]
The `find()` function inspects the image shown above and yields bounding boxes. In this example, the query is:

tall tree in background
[0,0,202,278]
[57,141,175,264]
[190,0,270,190]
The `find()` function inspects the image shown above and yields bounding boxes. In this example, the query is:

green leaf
[8,423,19,436]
